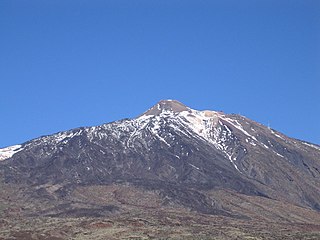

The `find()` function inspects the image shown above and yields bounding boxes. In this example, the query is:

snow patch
[189,163,200,170]
[274,151,284,158]
[178,110,220,144]
[271,130,285,140]
[301,142,320,151]
[0,145,23,161]
[221,117,257,141]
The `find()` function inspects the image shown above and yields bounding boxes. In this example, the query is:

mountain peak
[142,99,190,116]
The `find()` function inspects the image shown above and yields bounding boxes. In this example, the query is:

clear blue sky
[0,0,319,148]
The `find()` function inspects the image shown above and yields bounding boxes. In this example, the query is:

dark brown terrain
[1,100,320,239]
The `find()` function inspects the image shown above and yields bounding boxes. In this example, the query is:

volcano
[1,100,320,239]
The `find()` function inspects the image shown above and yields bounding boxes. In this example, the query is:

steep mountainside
[0,100,320,239]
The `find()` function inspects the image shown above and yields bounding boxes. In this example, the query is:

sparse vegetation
[0,182,320,240]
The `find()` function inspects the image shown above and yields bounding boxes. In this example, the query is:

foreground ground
[1,183,320,239]
[1,211,320,239]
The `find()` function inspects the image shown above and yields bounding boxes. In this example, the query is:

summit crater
[142,99,191,116]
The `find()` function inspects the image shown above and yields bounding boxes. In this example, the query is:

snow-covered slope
[0,145,24,161]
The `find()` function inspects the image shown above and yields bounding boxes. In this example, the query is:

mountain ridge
[1,100,319,208]
[1,100,320,239]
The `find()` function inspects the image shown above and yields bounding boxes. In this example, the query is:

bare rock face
[1,100,320,215]
[142,99,190,116]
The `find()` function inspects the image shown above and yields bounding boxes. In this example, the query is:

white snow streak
[301,142,320,151]
[221,117,257,141]
[271,130,285,140]
[189,163,200,170]
[0,145,23,161]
